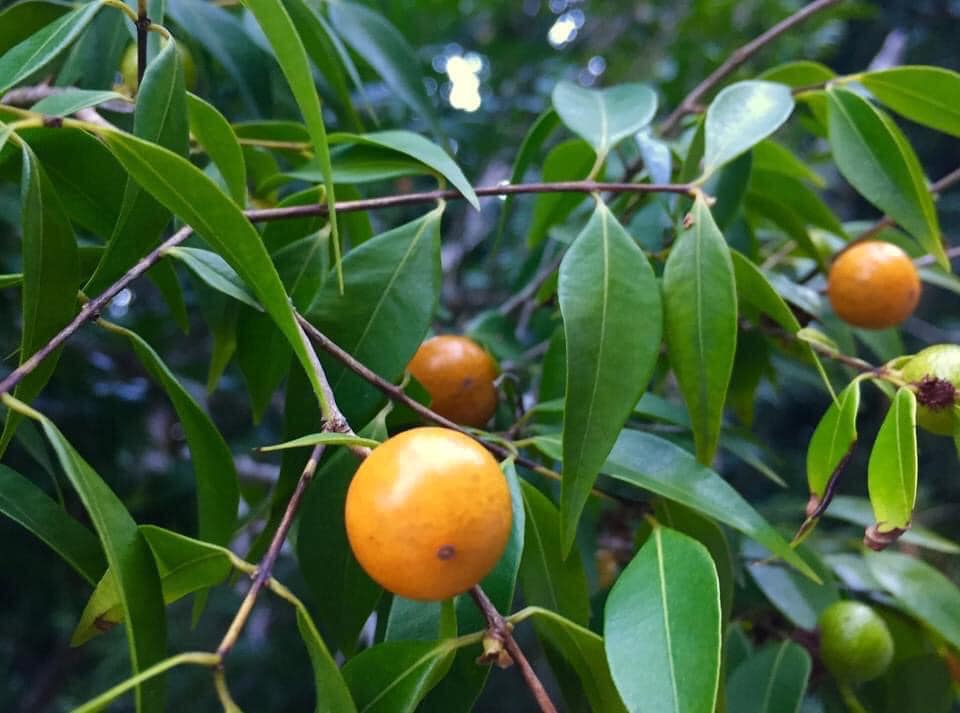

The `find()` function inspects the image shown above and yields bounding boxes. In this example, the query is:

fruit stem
[469,586,559,713]
[838,682,869,713]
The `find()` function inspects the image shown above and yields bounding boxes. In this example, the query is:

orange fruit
[818,601,894,684]
[407,335,498,428]
[827,240,921,329]
[344,427,512,601]
[900,344,960,436]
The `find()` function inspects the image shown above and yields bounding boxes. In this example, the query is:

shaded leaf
[166,246,260,310]
[528,138,595,247]
[341,640,453,713]
[260,432,380,452]
[726,641,811,713]
[31,89,129,117]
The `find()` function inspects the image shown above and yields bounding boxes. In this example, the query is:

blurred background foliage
[0,0,959,710]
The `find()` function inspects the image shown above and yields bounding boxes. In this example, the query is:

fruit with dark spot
[408,335,499,427]
[901,344,960,436]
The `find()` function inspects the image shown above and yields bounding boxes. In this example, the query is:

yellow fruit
[120,40,197,92]
[901,344,960,436]
[827,241,921,329]
[344,427,512,601]
[819,601,894,684]
[407,335,499,428]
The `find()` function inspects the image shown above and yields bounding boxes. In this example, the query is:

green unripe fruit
[120,41,197,93]
[818,601,894,684]
[900,344,960,436]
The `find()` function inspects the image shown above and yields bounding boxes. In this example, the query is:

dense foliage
[1,1,959,712]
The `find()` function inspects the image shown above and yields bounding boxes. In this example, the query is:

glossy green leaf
[663,195,737,464]
[106,324,239,548]
[187,93,247,205]
[725,641,811,713]
[0,2,102,94]
[31,89,128,117]
[559,201,662,551]
[85,37,188,295]
[296,416,387,654]
[0,145,80,453]
[307,207,443,427]
[702,81,794,177]
[418,460,526,713]
[752,140,826,187]
[827,87,946,269]
[98,131,328,405]
[342,640,454,713]
[329,1,442,139]
[866,550,960,649]
[165,246,260,310]
[822,496,960,554]
[742,540,839,630]
[71,526,234,646]
[294,602,358,713]
[806,381,860,502]
[385,597,456,643]
[22,405,166,712]
[861,66,960,138]
[605,526,721,713]
[604,430,818,580]
[0,464,105,585]
[527,608,627,713]
[330,130,476,208]
[260,432,380,452]
[551,81,658,164]
[518,481,590,625]
[528,138,595,247]
[867,388,917,533]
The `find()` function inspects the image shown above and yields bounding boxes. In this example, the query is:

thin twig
[469,586,558,713]
[658,0,845,135]
[498,251,565,317]
[136,0,149,88]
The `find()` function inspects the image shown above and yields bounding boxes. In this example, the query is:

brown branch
[658,0,845,136]
[136,0,149,88]
[469,586,558,713]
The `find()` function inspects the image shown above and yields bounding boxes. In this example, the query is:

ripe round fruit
[120,41,198,92]
[818,601,894,684]
[407,335,498,428]
[901,344,960,435]
[344,427,512,601]
[827,241,921,329]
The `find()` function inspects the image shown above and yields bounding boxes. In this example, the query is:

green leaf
[240,0,340,284]
[106,324,239,548]
[329,1,442,140]
[98,131,328,406]
[527,608,627,713]
[757,61,836,88]
[165,246,261,310]
[742,540,839,630]
[822,496,960,554]
[72,526,234,646]
[294,603,358,713]
[752,140,826,187]
[635,128,673,184]
[0,2,102,94]
[518,481,590,625]
[604,430,818,581]
[702,81,794,177]
[604,527,721,713]
[341,640,454,713]
[0,272,22,287]
[866,550,960,649]
[551,81,658,166]
[559,201,662,552]
[806,381,860,502]
[31,89,128,117]
[296,416,387,654]
[418,460,526,713]
[663,195,737,464]
[867,387,917,533]
[21,404,166,712]
[85,37,188,295]
[861,66,960,138]
[725,641,811,713]
[0,1,70,56]
[748,169,846,237]
[187,93,247,206]
[0,144,80,453]
[0,463,105,585]
[528,138,595,247]
[260,432,380,452]
[330,130,477,209]
[307,207,443,427]
[826,87,946,269]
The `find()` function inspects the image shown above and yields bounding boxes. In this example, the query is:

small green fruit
[900,344,960,436]
[120,40,197,93]
[818,601,894,684]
